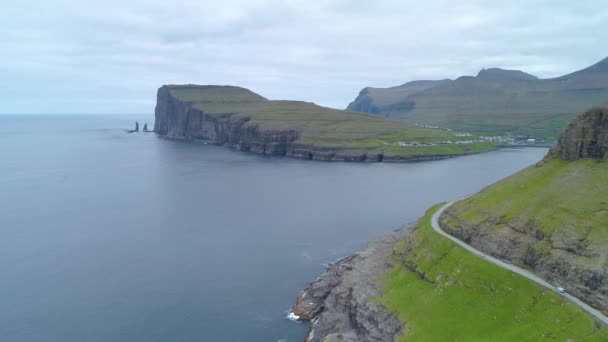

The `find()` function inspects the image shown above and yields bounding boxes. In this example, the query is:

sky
[1,0,607,114]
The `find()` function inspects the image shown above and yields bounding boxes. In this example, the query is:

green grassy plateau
[381,205,608,341]
[169,85,495,157]
[348,57,608,140]
[450,158,608,247]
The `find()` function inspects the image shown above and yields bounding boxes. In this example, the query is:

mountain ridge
[347,57,608,139]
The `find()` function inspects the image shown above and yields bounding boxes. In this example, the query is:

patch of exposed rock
[548,106,608,160]
[291,225,414,342]
[439,211,608,314]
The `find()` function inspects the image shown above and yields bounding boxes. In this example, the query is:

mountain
[347,57,608,140]
[292,106,608,341]
[153,85,496,162]
[441,105,608,314]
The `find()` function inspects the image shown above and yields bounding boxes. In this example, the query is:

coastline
[156,134,499,163]
[290,224,415,341]
[153,85,499,163]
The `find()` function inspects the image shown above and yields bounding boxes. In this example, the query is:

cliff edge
[153,84,497,162]
[548,106,608,160]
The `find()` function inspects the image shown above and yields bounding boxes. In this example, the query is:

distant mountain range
[347,57,608,140]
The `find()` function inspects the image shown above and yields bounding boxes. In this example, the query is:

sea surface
[0,114,548,342]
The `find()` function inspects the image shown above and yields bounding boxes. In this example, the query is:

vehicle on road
[556,287,567,294]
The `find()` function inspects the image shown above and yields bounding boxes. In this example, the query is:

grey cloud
[1,0,607,113]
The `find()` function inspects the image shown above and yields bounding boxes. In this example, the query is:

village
[397,134,544,147]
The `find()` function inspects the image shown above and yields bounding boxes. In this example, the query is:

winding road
[432,199,608,325]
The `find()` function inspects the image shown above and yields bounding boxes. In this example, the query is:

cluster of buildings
[403,124,549,147]
[396,135,542,147]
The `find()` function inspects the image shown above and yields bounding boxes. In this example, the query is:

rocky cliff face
[154,85,485,162]
[548,106,608,160]
[291,225,414,342]
[439,210,608,314]
[154,85,300,156]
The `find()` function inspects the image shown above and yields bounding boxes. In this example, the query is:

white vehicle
[556,287,567,294]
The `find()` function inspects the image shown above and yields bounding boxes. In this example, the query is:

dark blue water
[0,114,547,342]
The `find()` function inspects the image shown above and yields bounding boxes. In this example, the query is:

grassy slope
[169,86,495,157]
[444,158,608,265]
[349,59,608,140]
[365,79,593,140]
[381,205,608,341]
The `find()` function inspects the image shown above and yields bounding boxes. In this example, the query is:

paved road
[432,199,608,325]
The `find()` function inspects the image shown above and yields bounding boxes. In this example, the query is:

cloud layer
[1,0,607,113]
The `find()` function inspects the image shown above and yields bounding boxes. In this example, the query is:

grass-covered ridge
[440,157,608,313]
[167,85,496,157]
[381,205,608,341]
[348,57,608,140]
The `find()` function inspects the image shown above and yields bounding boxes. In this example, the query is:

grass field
[380,205,608,341]
[168,85,496,157]
[422,112,578,141]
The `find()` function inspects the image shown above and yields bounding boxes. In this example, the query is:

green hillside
[381,206,608,341]
[380,106,608,340]
[439,106,608,315]
[348,57,608,140]
[440,157,608,313]
[166,85,495,158]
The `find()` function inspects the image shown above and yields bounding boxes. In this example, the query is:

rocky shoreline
[153,85,495,163]
[291,224,415,341]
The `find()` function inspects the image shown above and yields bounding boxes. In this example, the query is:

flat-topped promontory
[153,85,496,162]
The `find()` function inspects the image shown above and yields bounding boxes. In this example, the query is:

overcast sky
[1,0,607,113]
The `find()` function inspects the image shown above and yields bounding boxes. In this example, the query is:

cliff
[440,106,608,314]
[154,85,301,156]
[548,106,608,160]
[291,225,413,341]
[154,85,497,162]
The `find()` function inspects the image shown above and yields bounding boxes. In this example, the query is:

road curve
[432,199,608,325]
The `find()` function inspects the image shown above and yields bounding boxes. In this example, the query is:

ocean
[0,114,547,341]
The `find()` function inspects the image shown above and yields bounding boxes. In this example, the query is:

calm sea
[0,114,547,342]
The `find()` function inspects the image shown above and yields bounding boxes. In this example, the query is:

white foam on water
[286,311,300,322]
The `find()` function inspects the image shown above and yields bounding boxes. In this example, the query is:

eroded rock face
[292,225,414,342]
[439,212,608,314]
[548,106,608,160]
[154,85,300,156]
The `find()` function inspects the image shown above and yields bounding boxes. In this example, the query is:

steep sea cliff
[154,85,301,157]
[154,85,493,162]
